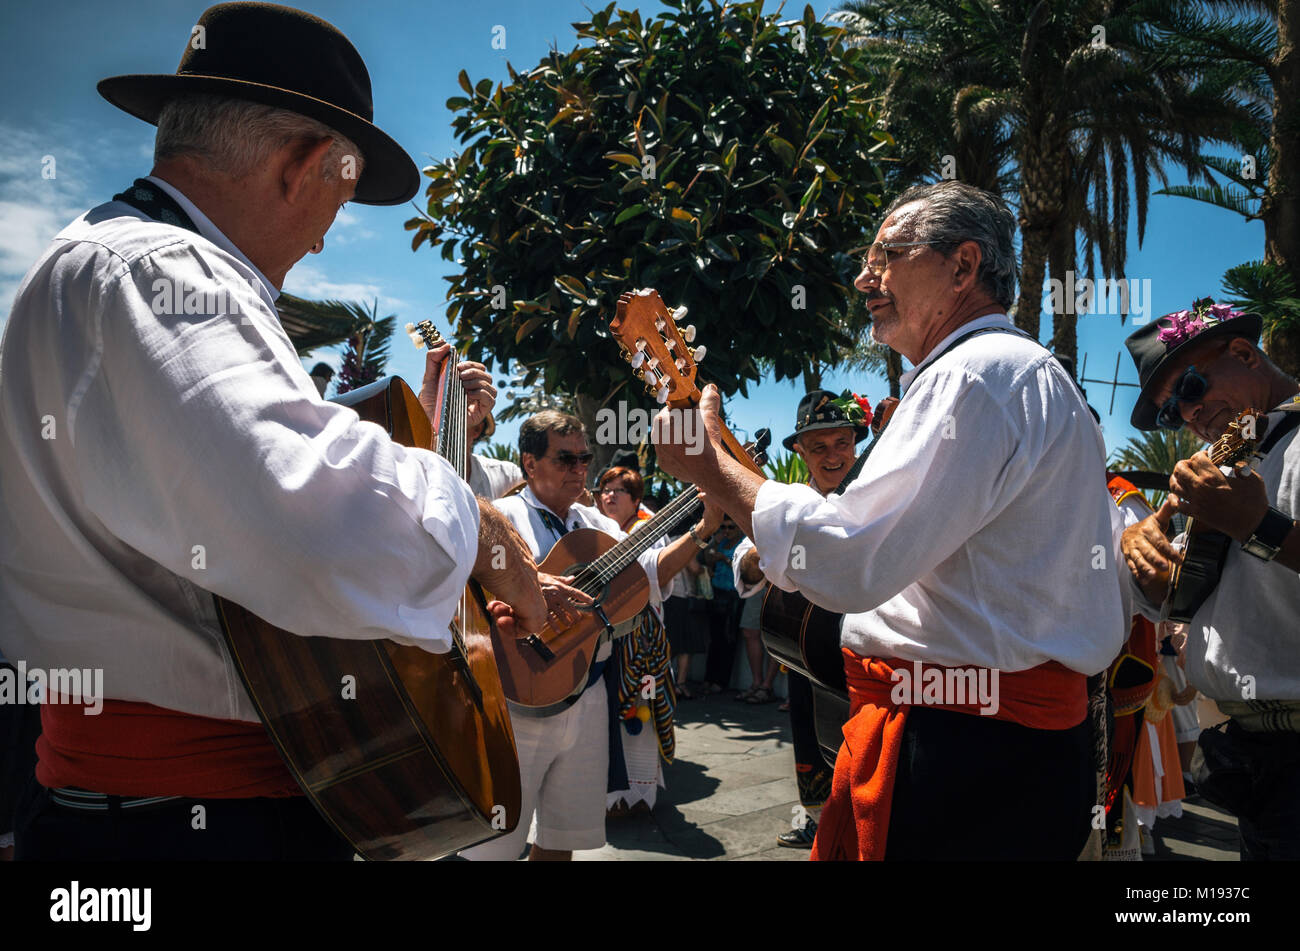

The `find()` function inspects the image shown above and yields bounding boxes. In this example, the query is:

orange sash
[810,649,1087,861]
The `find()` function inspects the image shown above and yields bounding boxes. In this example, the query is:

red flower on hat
[831,391,873,428]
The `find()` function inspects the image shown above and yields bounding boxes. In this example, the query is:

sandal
[745,687,775,704]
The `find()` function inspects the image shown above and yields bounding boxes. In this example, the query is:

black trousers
[14,776,354,861]
[787,672,832,807]
[883,706,1094,860]
[704,589,739,687]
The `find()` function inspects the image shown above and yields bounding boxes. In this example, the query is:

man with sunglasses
[1120,306,1300,859]
[461,410,720,860]
[654,181,1123,860]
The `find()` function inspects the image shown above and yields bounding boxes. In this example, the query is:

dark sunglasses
[1156,366,1209,431]
[551,450,594,469]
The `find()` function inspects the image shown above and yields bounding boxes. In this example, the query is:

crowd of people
[1,2,1296,864]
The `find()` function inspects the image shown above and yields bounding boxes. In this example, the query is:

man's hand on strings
[538,572,594,628]
[417,339,496,436]
[1168,450,1269,543]
[1121,497,1181,605]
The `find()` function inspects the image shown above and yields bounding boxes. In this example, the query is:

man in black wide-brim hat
[1120,300,1300,860]
[0,3,554,861]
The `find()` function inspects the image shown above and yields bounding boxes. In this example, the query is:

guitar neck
[578,488,704,591]
[667,386,765,477]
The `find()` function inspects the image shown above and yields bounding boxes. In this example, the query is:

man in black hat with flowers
[0,3,549,860]
[1120,300,1300,860]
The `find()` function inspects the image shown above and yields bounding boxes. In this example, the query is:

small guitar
[489,460,766,708]
[1162,409,1263,622]
[214,322,521,861]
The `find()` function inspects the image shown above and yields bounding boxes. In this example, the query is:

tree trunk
[1015,222,1048,342]
[574,391,610,485]
[1047,229,1077,370]
[1264,0,1300,379]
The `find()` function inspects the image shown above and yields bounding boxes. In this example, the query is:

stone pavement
[575,688,1240,861]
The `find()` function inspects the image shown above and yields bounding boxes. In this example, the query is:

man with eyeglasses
[460,410,719,860]
[1120,305,1300,860]
[653,180,1124,860]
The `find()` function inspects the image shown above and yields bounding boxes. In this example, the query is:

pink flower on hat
[1156,299,1243,348]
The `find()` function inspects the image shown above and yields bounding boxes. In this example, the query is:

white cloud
[282,261,406,311]
[0,122,104,319]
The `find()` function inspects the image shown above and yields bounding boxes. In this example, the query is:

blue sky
[0,0,1266,462]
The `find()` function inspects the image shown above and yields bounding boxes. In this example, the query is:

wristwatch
[687,526,709,550]
[1241,506,1294,561]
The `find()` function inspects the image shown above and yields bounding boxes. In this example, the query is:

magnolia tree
[408,0,889,464]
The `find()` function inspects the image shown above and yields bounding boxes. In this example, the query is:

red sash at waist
[810,649,1086,861]
[36,699,301,799]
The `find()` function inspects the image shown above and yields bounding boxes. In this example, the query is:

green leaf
[614,204,648,224]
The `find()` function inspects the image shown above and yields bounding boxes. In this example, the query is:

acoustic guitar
[1160,409,1263,622]
[213,321,521,861]
[490,471,755,707]
[484,297,772,707]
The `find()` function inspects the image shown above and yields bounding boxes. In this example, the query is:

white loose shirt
[469,453,524,500]
[752,314,1125,675]
[0,180,479,722]
[1132,402,1300,700]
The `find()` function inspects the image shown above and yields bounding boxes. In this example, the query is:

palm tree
[331,299,397,395]
[836,0,1258,369]
[1109,427,1206,505]
[1153,0,1300,376]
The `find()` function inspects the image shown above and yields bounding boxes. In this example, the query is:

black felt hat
[1124,303,1262,430]
[97,2,418,205]
[783,389,872,451]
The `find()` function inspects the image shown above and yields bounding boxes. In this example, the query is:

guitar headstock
[610,289,706,407]
[405,319,444,351]
[1210,409,1265,469]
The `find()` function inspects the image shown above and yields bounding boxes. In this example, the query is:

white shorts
[459,677,609,859]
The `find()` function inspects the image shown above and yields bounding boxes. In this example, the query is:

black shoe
[777,816,817,848]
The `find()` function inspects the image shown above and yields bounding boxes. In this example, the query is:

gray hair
[155,94,364,182]
[519,410,586,461]
[880,182,1017,308]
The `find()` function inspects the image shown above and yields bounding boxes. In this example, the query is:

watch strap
[1242,506,1294,561]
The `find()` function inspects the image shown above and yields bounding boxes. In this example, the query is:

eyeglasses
[860,240,938,278]
[1156,366,1209,431]
[550,450,594,470]
[599,486,630,497]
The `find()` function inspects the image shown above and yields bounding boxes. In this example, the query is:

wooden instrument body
[1167,519,1233,623]
[760,585,850,768]
[490,527,650,707]
[1158,410,1262,623]
[215,375,520,860]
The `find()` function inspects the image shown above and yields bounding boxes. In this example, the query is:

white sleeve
[70,242,478,651]
[731,537,766,599]
[751,367,1031,614]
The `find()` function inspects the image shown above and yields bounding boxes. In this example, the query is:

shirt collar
[520,484,573,526]
[145,175,277,303]
[899,313,1014,391]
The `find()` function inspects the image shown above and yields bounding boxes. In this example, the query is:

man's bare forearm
[473,499,537,588]
[692,452,765,540]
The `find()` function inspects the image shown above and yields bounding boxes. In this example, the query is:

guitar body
[760,585,850,768]
[1167,518,1234,623]
[215,376,520,861]
[490,528,650,707]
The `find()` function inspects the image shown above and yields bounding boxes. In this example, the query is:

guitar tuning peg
[656,384,670,404]
[692,345,707,363]
[631,351,646,369]
[655,319,666,332]
[682,324,697,343]
[672,306,689,322]
[675,358,688,371]
[404,322,416,333]
[409,332,426,349]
